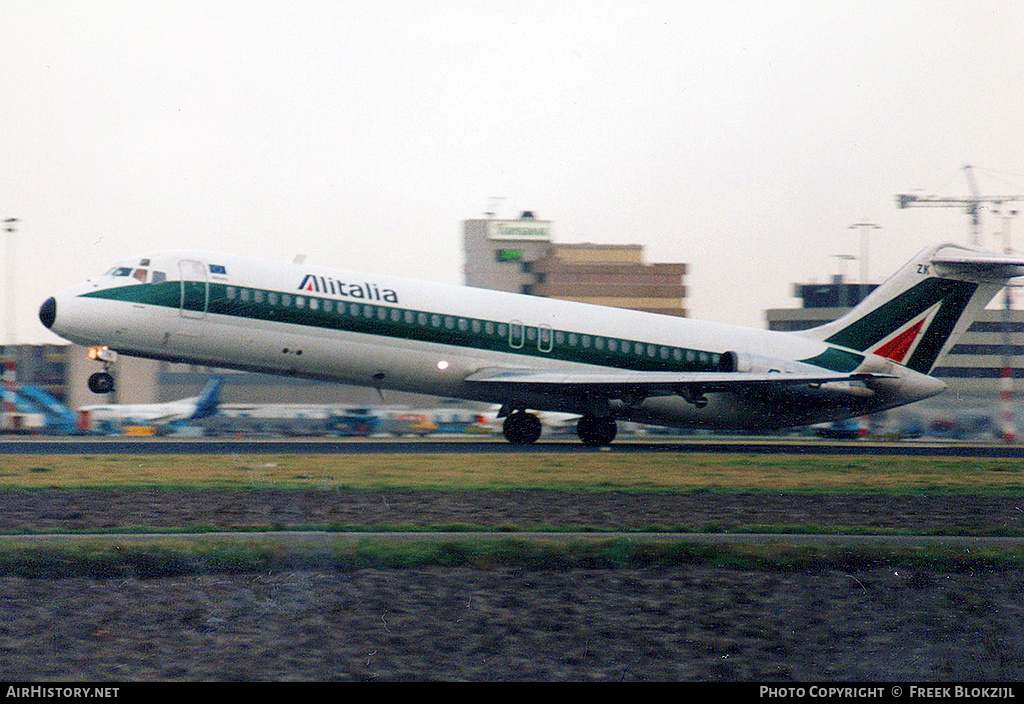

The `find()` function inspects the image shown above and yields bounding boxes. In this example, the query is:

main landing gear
[502,410,543,445]
[500,408,618,447]
[576,414,617,447]
[86,346,117,394]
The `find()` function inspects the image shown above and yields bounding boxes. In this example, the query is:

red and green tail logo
[823,278,977,374]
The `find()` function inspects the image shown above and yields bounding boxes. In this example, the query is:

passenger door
[178,260,208,319]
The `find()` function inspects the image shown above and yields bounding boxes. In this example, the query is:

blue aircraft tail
[188,377,223,420]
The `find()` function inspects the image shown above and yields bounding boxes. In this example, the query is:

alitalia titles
[298,275,399,303]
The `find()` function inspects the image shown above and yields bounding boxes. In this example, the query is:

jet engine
[717,350,803,374]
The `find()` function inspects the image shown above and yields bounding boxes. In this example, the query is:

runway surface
[3,530,1023,548]
[1,436,1023,457]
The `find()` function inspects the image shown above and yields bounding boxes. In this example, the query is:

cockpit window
[106,267,133,277]
[133,269,148,283]
[152,271,167,284]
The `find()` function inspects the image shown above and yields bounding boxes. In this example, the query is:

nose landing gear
[87,372,115,394]
[86,346,117,394]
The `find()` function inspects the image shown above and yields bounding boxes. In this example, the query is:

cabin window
[350,303,361,316]
[497,323,508,337]
[595,337,604,351]
[431,314,441,327]
[458,318,468,332]
[254,291,265,304]
[568,333,577,347]
[268,292,278,305]
[405,311,415,324]
[282,294,292,307]
[485,321,495,335]
[323,300,332,312]
[526,327,536,342]
[418,312,428,326]
[444,316,455,330]
[226,287,236,300]
[471,320,481,334]
[581,335,591,348]
[240,289,250,302]
[660,346,670,360]
[308,298,318,310]
[673,349,682,362]
[364,305,375,319]
[295,296,305,308]
[608,339,617,352]
[378,307,387,321]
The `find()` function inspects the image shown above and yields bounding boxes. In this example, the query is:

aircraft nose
[39,297,56,329]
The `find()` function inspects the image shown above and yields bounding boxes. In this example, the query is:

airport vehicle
[39,242,1024,445]
[77,376,223,429]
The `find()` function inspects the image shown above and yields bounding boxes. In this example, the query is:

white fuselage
[42,250,944,431]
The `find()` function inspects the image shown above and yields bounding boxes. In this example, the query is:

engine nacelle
[718,350,804,374]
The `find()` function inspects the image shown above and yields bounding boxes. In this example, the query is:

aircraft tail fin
[189,376,223,420]
[798,243,1024,375]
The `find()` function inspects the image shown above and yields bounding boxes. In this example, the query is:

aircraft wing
[464,367,892,397]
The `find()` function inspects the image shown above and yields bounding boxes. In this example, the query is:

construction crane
[896,165,1024,246]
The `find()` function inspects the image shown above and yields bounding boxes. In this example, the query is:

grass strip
[2,453,1024,493]
[0,538,1022,579]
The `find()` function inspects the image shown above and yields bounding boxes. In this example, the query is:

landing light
[437,360,449,370]
[87,346,116,362]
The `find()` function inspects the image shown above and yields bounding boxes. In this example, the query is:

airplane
[78,376,223,427]
[38,242,1024,446]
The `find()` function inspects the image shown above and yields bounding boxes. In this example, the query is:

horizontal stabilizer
[931,251,1024,280]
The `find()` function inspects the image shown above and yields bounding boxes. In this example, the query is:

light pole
[831,254,857,310]
[848,222,880,304]
[3,218,17,349]
[2,218,17,432]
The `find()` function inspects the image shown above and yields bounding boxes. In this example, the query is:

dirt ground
[1,487,1023,534]
[4,488,1024,681]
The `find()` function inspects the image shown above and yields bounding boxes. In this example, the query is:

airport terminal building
[463,212,688,316]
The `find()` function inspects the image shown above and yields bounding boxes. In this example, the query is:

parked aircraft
[39,242,1024,445]
[78,376,223,427]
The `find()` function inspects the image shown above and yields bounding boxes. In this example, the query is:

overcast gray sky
[5,0,1024,344]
